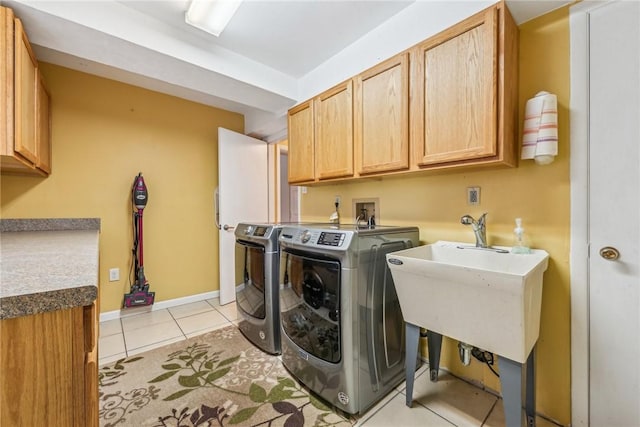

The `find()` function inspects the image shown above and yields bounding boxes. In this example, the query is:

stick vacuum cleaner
[124,173,155,308]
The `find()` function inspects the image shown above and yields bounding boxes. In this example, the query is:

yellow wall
[299,7,571,425]
[0,63,244,313]
[0,6,570,422]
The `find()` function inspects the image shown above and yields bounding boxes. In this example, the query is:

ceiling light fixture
[185,0,243,37]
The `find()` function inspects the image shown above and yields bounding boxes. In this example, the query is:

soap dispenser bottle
[511,218,532,254]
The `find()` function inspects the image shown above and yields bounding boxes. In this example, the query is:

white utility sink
[386,241,549,363]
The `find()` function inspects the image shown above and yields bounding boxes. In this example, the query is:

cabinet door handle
[83,302,97,353]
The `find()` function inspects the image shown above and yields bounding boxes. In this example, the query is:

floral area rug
[99,325,354,426]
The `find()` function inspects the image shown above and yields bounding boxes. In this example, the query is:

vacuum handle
[214,187,221,230]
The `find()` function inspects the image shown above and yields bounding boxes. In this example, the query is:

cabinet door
[1,308,81,426]
[412,7,497,166]
[315,80,353,180]
[36,72,51,174]
[13,18,38,165]
[287,100,315,184]
[83,301,99,427]
[355,53,409,174]
[1,6,14,153]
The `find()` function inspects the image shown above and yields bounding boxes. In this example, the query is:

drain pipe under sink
[458,342,473,366]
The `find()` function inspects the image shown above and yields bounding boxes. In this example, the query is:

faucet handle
[477,212,488,226]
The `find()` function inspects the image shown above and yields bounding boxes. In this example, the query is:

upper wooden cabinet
[36,72,52,174]
[355,53,410,175]
[314,80,354,180]
[287,1,518,184]
[287,80,354,184]
[287,100,315,184]
[14,17,38,165]
[1,6,52,176]
[410,2,518,170]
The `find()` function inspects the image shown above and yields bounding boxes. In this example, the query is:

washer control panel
[280,227,352,250]
[317,232,345,247]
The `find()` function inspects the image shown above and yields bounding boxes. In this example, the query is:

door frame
[569,2,610,426]
[273,144,301,223]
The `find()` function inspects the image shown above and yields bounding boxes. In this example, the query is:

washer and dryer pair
[234,222,419,415]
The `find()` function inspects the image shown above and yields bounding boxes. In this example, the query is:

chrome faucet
[461,213,488,248]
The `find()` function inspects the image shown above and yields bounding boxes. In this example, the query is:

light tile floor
[99,299,562,427]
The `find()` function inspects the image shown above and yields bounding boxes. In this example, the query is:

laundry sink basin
[386,241,549,362]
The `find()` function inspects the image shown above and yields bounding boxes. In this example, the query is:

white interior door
[218,128,268,305]
[588,1,640,424]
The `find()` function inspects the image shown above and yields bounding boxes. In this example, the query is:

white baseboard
[99,290,221,322]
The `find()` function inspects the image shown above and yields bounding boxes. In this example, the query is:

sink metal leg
[498,349,536,427]
[498,355,522,427]
[405,323,420,407]
[525,350,536,427]
[426,331,442,382]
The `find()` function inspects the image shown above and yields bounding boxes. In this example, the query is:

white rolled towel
[521,91,558,165]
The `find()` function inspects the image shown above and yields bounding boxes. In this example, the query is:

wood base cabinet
[0,302,98,427]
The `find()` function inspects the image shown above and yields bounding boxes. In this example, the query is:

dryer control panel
[237,223,271,238]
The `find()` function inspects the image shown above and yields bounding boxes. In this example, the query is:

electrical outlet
[467,187,480,206]
[109,268,120,282]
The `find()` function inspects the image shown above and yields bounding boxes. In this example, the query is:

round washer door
[279,250,342,363]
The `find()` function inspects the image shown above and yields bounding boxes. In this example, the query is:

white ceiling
[119,1,416,78]
[1,0,571,142]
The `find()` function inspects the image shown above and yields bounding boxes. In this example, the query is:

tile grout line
[121,311,184,354]
[396,388,458,427]
[174,304,232,336]
[355,390,399,426]
[480,398,499,426]
[166,305,189,338]
[215,305,234,323]
[100,301,233,362]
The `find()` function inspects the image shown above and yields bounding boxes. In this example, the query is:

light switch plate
[109,268,120,282]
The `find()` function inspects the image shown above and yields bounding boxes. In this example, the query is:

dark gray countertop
[0,219,100,319]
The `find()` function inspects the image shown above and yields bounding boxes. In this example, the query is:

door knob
[223,224,235,231]
[599,246,620,261]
